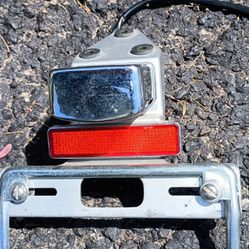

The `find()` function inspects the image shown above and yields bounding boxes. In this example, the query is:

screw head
[10,182,28,204]
[114,26,134,38]
[130,44,153,55]
[200,181,221,202]
[79,48,100,59]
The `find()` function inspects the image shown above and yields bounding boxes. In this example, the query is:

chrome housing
[49,65,153,122]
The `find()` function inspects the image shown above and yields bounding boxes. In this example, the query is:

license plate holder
[0,164,241,249]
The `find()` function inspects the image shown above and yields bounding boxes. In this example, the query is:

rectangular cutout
[81,178,143,208]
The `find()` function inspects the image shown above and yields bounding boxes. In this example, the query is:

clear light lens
[49,65,150,122]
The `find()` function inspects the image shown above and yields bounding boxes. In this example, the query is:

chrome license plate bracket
[0,164,241,249]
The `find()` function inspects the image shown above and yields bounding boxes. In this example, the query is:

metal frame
[0,164,241,249]
[71,29,165,123]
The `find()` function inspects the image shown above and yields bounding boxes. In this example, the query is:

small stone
[186,121,196,132]
[199,126,210,136]
[86,239,109,249]
[184,140,200,153]
[237,86,249,94]
[141,242,160,249]
[37,13,47,32]
[55,241,65,249]
[8,19,19,30]
[206,57,219,65]
[10,82,18,89]
[8,119,26,132]
[195,107,207,120]
[242,199,249,212]
[67,234,76,246]
[23,7,36,18]
[158,229,171,239]
[7,30,18,44]
[2,109,12,120]
[120,241,138,249]
[57,228,66,234]
[170,48,184,65]
[74,228,85,236]
[103,227,119,242]
[208,113,218,122]
[185,45,200,60]
[174,87,190,100]
[164,240,179,249]
[34,228,44,237]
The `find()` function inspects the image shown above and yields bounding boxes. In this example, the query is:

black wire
[112,0,249,32]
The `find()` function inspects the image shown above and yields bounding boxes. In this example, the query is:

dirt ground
[0,0,248,248]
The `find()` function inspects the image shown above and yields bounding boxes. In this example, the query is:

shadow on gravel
[10,218,216,248]
[25,116,68,165]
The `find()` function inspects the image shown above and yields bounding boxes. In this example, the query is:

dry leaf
[0,144,12,159]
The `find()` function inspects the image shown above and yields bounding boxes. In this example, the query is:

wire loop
[112,0,249,33]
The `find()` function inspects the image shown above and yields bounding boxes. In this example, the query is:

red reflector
[48,124,180,158]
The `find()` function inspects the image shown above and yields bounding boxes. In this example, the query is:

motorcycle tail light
[48,124,180,158]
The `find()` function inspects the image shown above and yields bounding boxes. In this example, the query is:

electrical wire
[112,0,249,32]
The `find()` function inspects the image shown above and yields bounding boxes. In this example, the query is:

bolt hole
[169,187,200,196]
[29,188,57,196]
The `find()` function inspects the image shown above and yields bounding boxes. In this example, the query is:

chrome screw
[200,181,221,202]
[114,26,134,38]
[79,48,100,59]
[131,44,153,55]
[10,182,29,204]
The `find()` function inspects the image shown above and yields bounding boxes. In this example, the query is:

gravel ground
[0,0,249,248]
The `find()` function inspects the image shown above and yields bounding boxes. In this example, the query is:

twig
[58,3,69,15]
[0,34,10,54]
[3,131,25,135]
[180,101,187,121]
[165,94,179,102]
[76,0,92,13]
[192,99,218,116]
[19,30,29,43]
[166,94,188,120]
